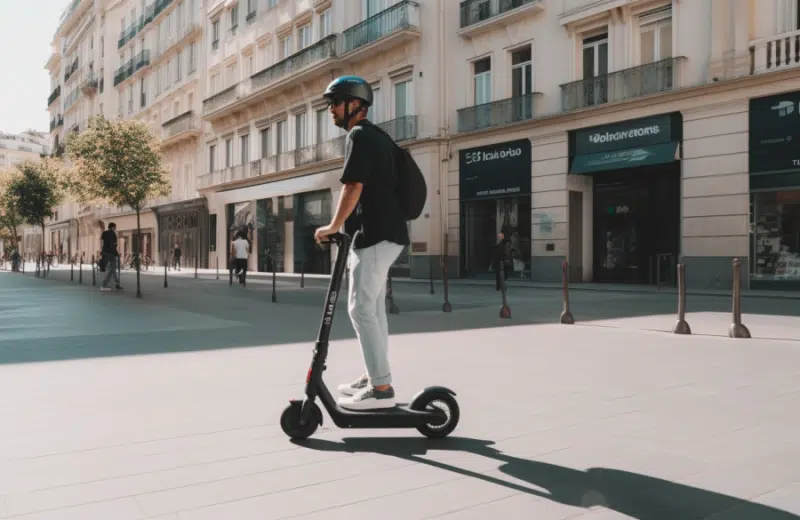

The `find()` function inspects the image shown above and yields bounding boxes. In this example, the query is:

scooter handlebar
[325,232,351,246]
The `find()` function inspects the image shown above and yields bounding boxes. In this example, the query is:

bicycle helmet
[323,75,373,106]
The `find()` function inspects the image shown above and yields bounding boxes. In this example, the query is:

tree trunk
[40,222,46,274]
[135,208,142,298]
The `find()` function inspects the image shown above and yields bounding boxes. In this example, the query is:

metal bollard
[163,260,168,288]
[728,259,751,339]
[229,258,233,286]
[300,260,305,288]
[672,263,691,335]
[441,236,452,313]
[560,260,575,324]
[386,270,399,314]
[92,255,96,286]
[499,268,511,319]
[429,256,435,295]
[194,253,198,279]
[216,256,219,280]
[70,260,74,282]
[271,261,277,302]
[79,260,83,284]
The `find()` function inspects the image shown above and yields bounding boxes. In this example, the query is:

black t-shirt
[339,120,410,250]
[101,230,118,255]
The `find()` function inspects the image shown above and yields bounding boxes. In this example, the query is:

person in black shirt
[314,76,410,411]
[100,222,123,291]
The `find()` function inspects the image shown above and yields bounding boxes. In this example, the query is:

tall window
[582,33,608,106]
[209,144,216,172]
[280,36,292,59]
[276,120,286,153]
[260,127,271,157]
[640,11,672,64]
[230,5,239,34]
[240,135,249,164]
[299,24,312,49]
[371,86,382,123]
[473,57,491,105]
[319,9,332,38]
[394,80,412,118]
[225,138,232,167]
[511,46,532,120]
[295,112,307,149]
[365,0,387,18]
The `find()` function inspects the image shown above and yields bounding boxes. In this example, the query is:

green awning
[570,141,680,175]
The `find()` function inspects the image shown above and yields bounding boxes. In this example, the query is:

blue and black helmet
[323,75,373,107]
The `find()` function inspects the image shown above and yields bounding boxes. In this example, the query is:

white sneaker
[338,386,396,410]
[337,374,368,396]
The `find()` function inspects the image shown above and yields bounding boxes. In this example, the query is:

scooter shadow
[292,437,799,519]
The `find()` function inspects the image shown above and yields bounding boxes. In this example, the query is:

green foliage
[0,168,23,248]
[65,115,171,211]
[6,158,66,232]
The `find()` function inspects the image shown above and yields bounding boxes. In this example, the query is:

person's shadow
[293,436,799,519]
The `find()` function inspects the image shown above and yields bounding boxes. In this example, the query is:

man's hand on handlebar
[314,224,337,245]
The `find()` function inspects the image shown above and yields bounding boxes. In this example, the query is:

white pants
[347,240,404,387]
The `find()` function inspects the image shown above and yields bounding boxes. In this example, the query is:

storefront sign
[458,139,531,200]
[569,113,682,175]
[749,91,800,175]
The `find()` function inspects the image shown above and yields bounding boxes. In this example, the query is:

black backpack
[367,122,427,221]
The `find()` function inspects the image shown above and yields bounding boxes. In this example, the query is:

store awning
[569,141,680,175]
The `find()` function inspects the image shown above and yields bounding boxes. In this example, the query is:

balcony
[459,0,544,38]
[64,58,79,83]
[558,0,628,26]
[376,115,418,142]
[560,56,685,112]
[47,85,61,107]
[50,116,64,132]
[198,136,349,190]
[750,29,800,76]
[113,50,151,86]
[457,93,538,132]
[118,0,175,49]
[338,0,420,60]
[154,21,202,62]
[161,111,201,145]
[81,74,99,96]
[203,36,338,119]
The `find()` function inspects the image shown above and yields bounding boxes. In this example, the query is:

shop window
[752,190,800,282]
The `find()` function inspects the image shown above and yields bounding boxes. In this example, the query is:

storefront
[153,198,210,269]
[749,91,800,290]
[458,138,532,279]
[568,112,683,284]
[99,211,157,268]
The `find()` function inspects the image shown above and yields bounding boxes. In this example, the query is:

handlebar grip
[328,232,351,245]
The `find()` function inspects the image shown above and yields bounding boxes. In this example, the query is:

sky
[0,0,67,135]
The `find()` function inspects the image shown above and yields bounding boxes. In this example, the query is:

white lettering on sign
[588,125,660,144]
[475,186,522,197]
[464,146,523,165]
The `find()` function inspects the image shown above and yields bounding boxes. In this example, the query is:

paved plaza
[0,268,799,519]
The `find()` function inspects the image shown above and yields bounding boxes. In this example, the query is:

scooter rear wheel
[411,391,460,438]
[281,403,320,440]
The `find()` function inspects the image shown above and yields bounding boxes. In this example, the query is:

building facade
[46,0,208,267]
[198,0,442,277]
[442,0,800,291]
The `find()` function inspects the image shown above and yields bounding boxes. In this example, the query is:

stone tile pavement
[0,271,799,519]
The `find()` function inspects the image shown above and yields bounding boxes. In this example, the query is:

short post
[386,269,399,314]
[92,255,96,286]
[271,259,277,302]
[194,250,198,279]
[163,259,168,289]
[728,259,751,339]
[300,259,305,288]
[499,268,511,319]
[229,257,233,286]
[215,256,219,280]
[47,256,51,278]
[70,260,74,282]
[429,255,435,295]
[79,259,83,284]
[560,260,575,324]
[672,263,691,335]
[442,235,452,313]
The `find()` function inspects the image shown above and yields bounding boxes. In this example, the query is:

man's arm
[330,128,370,229]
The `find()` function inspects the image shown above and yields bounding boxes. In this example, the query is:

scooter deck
[324,402,448,429]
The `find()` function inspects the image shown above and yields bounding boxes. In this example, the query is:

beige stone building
[46,0,208,267]
[442,0,800,291]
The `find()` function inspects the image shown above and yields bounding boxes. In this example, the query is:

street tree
[7,158,67,268]
[0,168,23,252]
[65,115,170,298]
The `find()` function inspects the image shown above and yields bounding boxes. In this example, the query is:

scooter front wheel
[411,391,460,438]
[280,402,320,440]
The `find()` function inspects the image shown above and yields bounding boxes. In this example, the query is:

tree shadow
[293,436,799,519]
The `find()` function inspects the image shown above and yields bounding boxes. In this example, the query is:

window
[189,42,197,73]
[582,33,608,106]
[247,0,257,18]
[260,127,271,157]
[295,112,307,149]
[225,63,235,87]
[245,54,254,76]
[276,120,286,153]
[510,46,533,120]
[209,144,216,172]
[371,86,382,123]
[212,19,220,48]
[394,80,412,118]
[176,49,183,82]
[365,0,387,18]
[639,10,672,64]
[319,9,332,38]
[230,5,239,34]
[210,73,220,94]
[240,134,249,164]
[268,0,277,7]
[473,57,491,105]
[299,24,312,49]
[184,164,192,195]
[752,190,800,283]
[280,36,292,59]
[225,138,232,167]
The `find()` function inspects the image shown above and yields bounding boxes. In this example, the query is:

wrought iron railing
[162,111,199,140]
[339,1,419,55]
[48,85,61,106]
[250,35,338,91]
[457,93,534,132]
[376,115,418,142]
[460,0,538,28]
[64,57,79,82]
[113,50,150,86]
[560,57,683,112]
[202,84,238,114]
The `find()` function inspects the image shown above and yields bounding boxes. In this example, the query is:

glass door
[582,33,608,106]
[511,47,532,121]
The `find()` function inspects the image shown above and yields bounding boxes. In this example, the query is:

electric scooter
[280,232,460,440]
